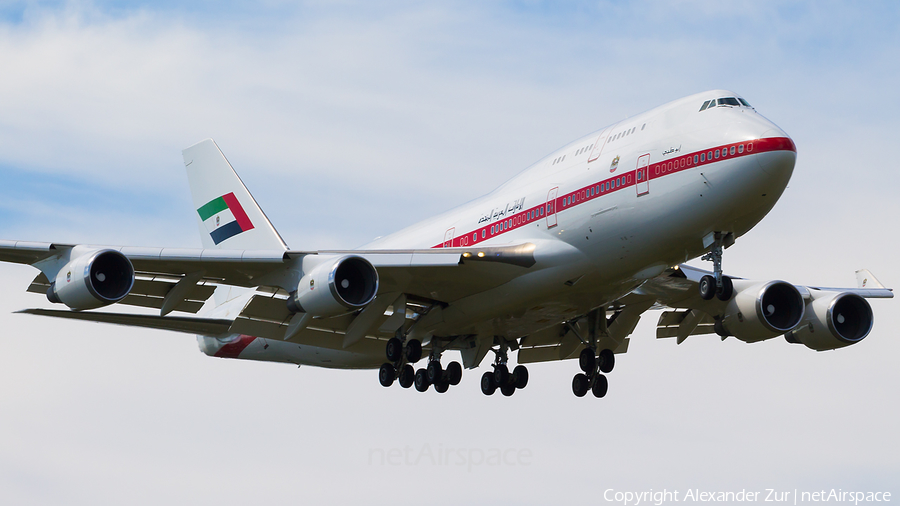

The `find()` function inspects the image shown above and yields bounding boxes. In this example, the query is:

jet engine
[784,291,873,351]
[719,280,805,342]
[47,249,135,310]
[287,255,378,317]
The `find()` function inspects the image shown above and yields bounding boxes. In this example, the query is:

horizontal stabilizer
[856,269,886,289]
[16,309,232,336]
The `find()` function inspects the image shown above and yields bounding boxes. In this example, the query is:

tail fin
[182,139,288,251]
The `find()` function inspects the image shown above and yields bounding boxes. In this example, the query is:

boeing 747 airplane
[1,90,891,398]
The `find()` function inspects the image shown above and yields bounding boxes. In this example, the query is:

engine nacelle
[720,280,805,343]
[47,249,135,310]
[784,291,873,351]
[287,255,378,317]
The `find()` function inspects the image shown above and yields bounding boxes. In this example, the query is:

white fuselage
[202,89,797,367]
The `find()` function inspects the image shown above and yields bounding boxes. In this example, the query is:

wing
[519,263,893,363]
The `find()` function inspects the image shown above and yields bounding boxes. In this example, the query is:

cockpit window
[718,97,740,107]
[738,98,751,107]
[699,100,711,112]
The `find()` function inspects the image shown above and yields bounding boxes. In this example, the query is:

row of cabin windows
[562,177,624,207]
[488,207,545,235]
[552,141,597,166]
[699,97,752,112]
[608,123,647,144]
[656,142,753,174]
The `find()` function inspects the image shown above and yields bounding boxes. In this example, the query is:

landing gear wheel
[378,363,395,387]
[480,371,497,395]
[512,365,529,389]
[579,348,596,373]
[716,276,734,301]
[591,374,609,398]
[598,348,615,374]
[426,360,443,384]
[699,275,716,300]
[398,364,415,388]
[434,380,450,393]
[405,339,422,363]
[446,361,463,386]
[494,364,510,385]
[414,368,430,392]
[385,337,403,363]
[500,384,516,396]
[572,373,589,397]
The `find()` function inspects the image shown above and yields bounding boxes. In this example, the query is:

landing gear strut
[699,232,734,301]
[480,340,528,397]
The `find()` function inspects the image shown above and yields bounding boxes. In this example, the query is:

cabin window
[730,146,736,155]
[738,144,744,153]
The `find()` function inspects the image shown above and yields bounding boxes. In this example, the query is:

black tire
[598,348,615,374]
[716,276,734,301]
[500,384,516,396]
[398,364,415,388]
[405,339,423,363]
[494,364,510,385]
[426,360,443,384]
[572,373,589,397]
[579,348,596,373]
[385,337,403,362]
[434,380,450,393]
[414,368,430,392]
[480,371,497,395]
[699,275,716,300]
[378,363,395,387]
[513,365,529,389]
[591,374,609,398]
[446,361,463,386]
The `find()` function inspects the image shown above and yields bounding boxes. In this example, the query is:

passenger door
[546,187,559,228]
[635,154,650,196]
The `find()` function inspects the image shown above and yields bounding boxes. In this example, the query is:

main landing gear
[572,347,614,398]
[699,232,734,302]
[378,334,463,394]
[480,341,529,397]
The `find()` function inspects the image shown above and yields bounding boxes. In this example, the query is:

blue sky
[0,2,898,504]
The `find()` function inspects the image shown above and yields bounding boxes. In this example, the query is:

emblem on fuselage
[610,155,620,173]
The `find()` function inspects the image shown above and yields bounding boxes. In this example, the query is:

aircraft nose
[755,128,797,180]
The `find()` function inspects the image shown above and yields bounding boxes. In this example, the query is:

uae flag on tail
[197,192,255,245]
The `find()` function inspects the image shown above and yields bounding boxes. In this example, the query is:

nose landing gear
[699,232,735,301]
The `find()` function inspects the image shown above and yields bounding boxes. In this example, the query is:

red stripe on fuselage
[222,192,255,232]
[214,335,257,358]
[431,137,795,249]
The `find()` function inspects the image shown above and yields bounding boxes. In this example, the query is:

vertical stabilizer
[183,139,288,251]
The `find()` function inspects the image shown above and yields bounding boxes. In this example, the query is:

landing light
[477,252,485,258]
[462,252,472,258]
